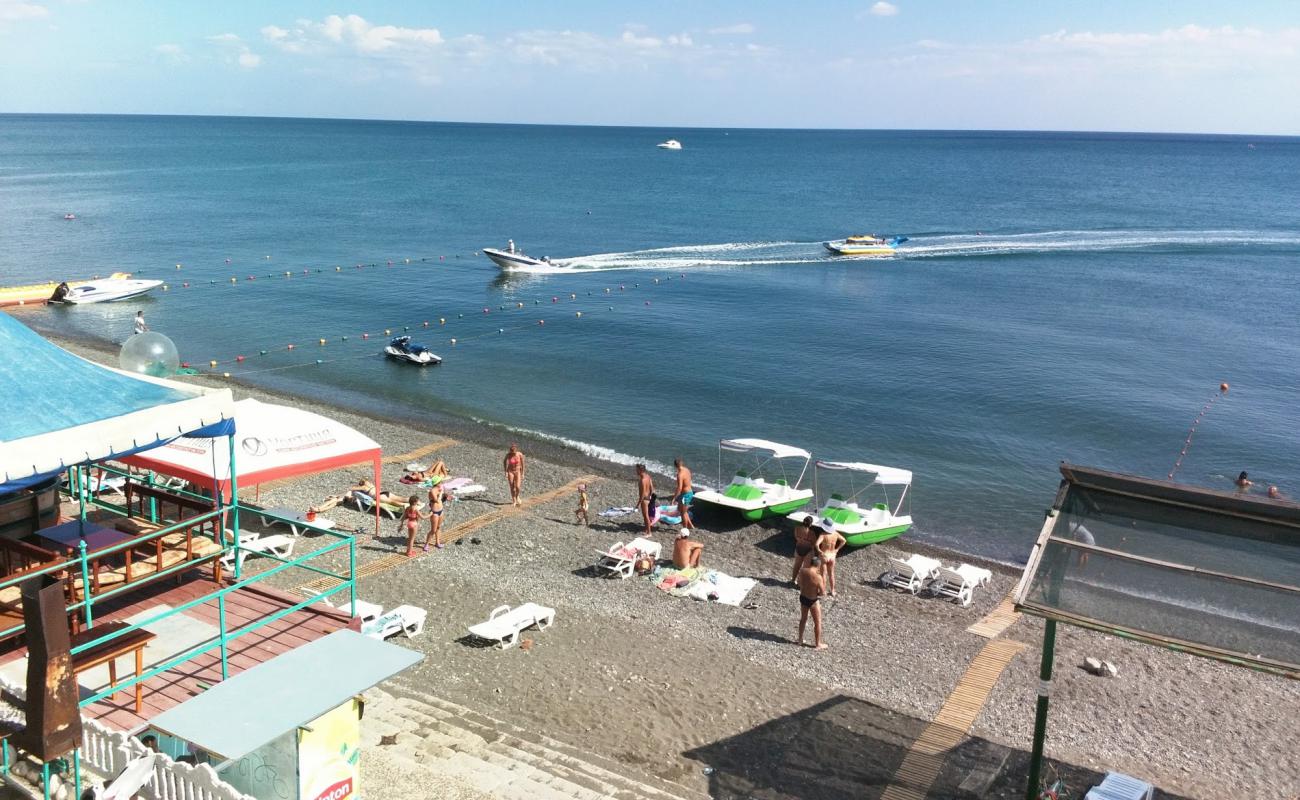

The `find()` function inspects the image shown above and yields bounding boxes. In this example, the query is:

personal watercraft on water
[384,336,442,366]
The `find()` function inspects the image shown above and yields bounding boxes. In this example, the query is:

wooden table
[70,621,156,713]
[35,519,131,554]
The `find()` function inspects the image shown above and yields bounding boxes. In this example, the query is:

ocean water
[3,114,1299,563]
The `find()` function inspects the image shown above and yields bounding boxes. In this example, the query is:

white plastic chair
[363,604,427,640]
[1085,771,1155,800]
[931,563,992,607]
[881,554,942,594]
[467,603,556,649]
[595,537,662,579]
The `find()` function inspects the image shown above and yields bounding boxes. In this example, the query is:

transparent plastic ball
[119,332,180,377]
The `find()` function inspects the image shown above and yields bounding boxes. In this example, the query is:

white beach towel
[687,571,758,606]
[600,506,636,518]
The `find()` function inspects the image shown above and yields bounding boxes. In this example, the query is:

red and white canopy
[124,398,381,496]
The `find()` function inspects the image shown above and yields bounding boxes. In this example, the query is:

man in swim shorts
[673,458,695,532]
[673,530,704,569]
[797,555,827,650]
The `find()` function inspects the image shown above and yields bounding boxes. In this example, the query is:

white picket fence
[1,674,254,800]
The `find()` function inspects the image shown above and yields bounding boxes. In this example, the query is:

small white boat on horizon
[53,277,164,304]
[657,139,682,150]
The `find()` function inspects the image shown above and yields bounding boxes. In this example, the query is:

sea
[2,114,1298,565]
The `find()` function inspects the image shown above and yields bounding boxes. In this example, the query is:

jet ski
[384,336,442,366]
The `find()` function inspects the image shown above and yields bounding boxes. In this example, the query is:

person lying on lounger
[313,476,381,512]
[403,460,450,483]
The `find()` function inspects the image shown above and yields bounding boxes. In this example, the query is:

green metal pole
[228,433,242,581]
[41,761,49,800]
[75,466,87,523]
[218,592,229,680]
[349,535,357,618]
[1025,619,1057,800]
[78,539,94,629]
[73,749,81,800]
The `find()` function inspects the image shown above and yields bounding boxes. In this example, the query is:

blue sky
[2,1,1298,133]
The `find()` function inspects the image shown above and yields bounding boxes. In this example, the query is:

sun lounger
[1085,772,1154,800]
[363,604,427,640]
[349,491,403,519]
[304,590,384,624]
[881,554,943,594]
[931,563,993,607]
[220,532,295,572]
[467,603,555,649]
[595,537,662,579]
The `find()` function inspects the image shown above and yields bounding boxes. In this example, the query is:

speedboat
[787,461,913,546]
[482,247,553,271]
[384,336,441,366]
[692,438,815,521]
[657,139,682,150]
[54,278,164,304]
[824,234,909,256]
[64,213,76,220]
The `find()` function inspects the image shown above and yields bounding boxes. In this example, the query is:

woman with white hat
[814,517,846,597]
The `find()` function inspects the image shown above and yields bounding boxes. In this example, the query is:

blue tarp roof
[0,313,235,493]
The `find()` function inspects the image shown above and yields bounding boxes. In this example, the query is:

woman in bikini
[424,488,447,551]
[503,443,526,506]
[791,514,818,584]
[814,517,847,597]
[399,495,428,557]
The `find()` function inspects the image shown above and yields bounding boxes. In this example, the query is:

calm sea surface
[3,115,1299,563]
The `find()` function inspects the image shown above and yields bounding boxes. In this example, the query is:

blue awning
[0,313,235,493]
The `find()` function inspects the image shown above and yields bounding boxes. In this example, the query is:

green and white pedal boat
[693,438,815,522]
[788,461,913,546]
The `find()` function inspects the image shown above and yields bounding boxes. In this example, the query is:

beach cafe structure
[1012,463,1299,798]
[0,313,418,800]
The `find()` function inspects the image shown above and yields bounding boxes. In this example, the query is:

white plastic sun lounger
[220,533,295,572]
[595,537,662,579]
[305,590,384,625]
[363,604,427,640]
[881,554,942,594]
[467,603,556,649]
[1085,771,1154,800]
[931,563,993,607]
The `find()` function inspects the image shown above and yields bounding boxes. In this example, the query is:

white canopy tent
[719,438,812,460]
[815,461,913,486]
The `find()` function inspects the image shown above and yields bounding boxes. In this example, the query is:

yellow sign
[298,699,361,800]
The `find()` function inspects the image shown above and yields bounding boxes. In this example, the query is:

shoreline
[31,321,1300,799]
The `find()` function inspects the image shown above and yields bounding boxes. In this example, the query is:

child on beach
[424,488,447,551]
[575,483,590,526]
[399,495,428,557]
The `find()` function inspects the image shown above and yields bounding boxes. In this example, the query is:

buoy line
[149,253,470,294]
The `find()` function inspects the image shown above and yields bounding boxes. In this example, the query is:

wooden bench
[70,621,156,713]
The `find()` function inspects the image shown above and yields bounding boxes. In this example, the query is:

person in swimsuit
[423,488,447,551]
[635,464,655,536]
[673,458,695,532]
[791,514,817,583]
[312,475,376,513]
[503,443,526,506]
[1235,471,1253,492]
[797,555,828,650]
[575,483,590,526]
[399,495,429,557]
[814,517,846,597]
[407,460,449,483]
[672,530,704,568]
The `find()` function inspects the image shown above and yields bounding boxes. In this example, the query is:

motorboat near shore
[693,438,815,521]
[824,234,909,256]
[482,240,554,270]
[384,335,442,366]
[0,272,138,307]
[657,139,682,150]
[52,277,164,304]
[788,461,913,546]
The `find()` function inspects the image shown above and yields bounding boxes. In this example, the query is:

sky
[2,1,1299,134]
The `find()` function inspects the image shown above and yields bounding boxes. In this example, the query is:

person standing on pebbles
[503,443,526,506]
[399,495,429,557]
[424,487,447,551]
[797,555,828,650]
[575,483,590,526]
[635,464,656,536]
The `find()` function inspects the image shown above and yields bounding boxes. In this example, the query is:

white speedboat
[823,234,908,256]
[384,336,441,366]
[787,461,913,546]
[657,139,682,150]
[482,247,552,270]
[54,278,164,304]
[692,438,815,521]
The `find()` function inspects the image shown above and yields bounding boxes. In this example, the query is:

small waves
[499,229,1300,273]
[465,416,677,478]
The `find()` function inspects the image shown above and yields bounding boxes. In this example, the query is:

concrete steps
[361,681,705,800]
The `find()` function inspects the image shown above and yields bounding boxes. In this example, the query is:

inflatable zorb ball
[119,332,180,377]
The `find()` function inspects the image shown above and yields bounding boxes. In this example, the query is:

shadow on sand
[684,694,1193,800]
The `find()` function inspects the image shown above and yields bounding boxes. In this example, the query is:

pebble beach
[57,336,1300,798]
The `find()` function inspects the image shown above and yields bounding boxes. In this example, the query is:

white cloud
[262,14,442,56]
[0,0,47,23]
[153,43,188,63]
[870,2,899,17]
[238,51,261,69]
[207,33,262,70]
[709,23,755,36]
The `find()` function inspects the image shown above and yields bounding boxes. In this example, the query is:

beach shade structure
[122,398,384,534]
[1012,463,1300,796]
[0,312,235,495]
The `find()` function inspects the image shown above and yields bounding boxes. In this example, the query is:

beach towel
[654,566,701,597]
[697,571,758,606]
[600,506,636,518]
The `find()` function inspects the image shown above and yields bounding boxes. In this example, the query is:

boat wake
[503,229,1300,273]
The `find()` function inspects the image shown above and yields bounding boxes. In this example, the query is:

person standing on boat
[672,458,695,533]
[507,239,516,254]
[635,464,655,536]
[791,514,817,584]
[134,310,149,335]
[503,443,526,506]
[814,518,846,597]
[797,555,828,651]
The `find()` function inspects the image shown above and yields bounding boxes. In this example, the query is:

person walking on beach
[503,443,526,506]
[575,483,590,526]
[635,464,656,536]
[673,530,704,568]
[134,310,148,335]
[814,518,846,597]
[797,555,828,650]
[423,488,447,551]
[399,495,429,557]
[673,458,695,532]
[791,514,817,584]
